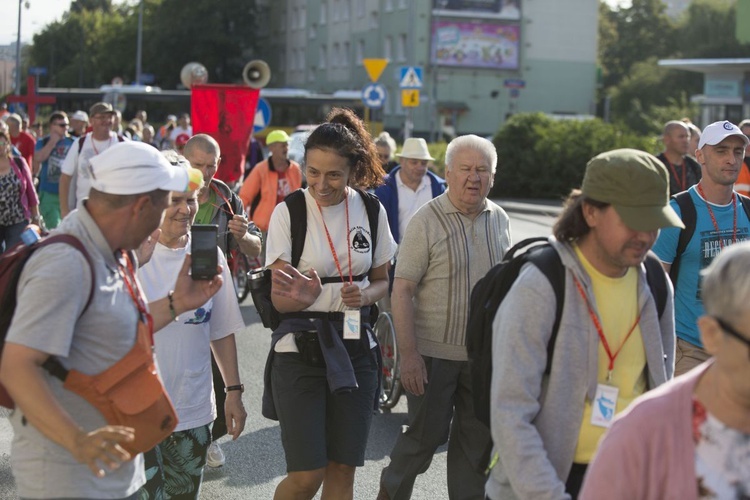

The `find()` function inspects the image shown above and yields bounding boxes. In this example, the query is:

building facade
[259,0,598,139]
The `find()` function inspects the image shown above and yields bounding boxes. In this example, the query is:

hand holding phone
[191,224,219,280]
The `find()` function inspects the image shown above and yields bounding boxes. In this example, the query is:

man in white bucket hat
[374,137,446,245]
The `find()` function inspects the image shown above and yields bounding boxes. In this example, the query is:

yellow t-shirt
[573,245,647,463]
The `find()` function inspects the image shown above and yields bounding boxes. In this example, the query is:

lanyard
[118,251,155,344]
[210,183,235,217]
[572,275,640,382]
[315,190,352,285]
[697,184,736,250]
[664,157,687,192]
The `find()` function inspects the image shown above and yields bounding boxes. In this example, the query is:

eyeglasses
[714,317,750,355]
[54,122,69,128]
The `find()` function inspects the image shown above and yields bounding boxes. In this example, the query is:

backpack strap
[527,246,565,375]
[77,135,87,154]
[738,193,750,223]
[285,189,307,268]
[669,191,695,285]
[643,252,667,319]
[352,187,380,259]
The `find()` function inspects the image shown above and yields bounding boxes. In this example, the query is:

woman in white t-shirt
[265,108,397,499]
[136,155,247,500]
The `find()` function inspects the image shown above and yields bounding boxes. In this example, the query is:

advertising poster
[431,21,520,70]
[432,0,521,21]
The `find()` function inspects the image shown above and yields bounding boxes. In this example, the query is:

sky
[2,0,633,46]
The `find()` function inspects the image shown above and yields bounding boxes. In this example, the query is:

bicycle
[227,249,252,303]
[374,310,402,411]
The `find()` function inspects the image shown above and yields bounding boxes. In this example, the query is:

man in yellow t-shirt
[486,149,683,500]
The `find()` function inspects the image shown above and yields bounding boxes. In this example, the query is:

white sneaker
[206,441,225,468]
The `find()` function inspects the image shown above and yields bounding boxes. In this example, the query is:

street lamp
[14,0,30,96]
[135,0,143,84]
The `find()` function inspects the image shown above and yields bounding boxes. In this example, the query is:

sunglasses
[714,317,750,355]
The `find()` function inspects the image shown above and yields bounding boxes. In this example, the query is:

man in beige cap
[374,137,446,244]
[485,149,681,500]
[59,102,124,217]
[0,141,221,499]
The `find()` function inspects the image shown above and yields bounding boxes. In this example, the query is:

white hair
[445,134,497,174]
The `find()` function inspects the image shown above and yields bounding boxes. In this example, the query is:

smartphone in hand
[191,224,218,280]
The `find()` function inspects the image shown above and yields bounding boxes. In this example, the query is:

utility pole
[135,0,144,84]
[15,0,23,96]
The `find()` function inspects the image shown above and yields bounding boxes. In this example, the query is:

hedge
[490,113,660,200]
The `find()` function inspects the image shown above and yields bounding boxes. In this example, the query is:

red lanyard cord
[210,183,235,217]
[572,275,641,381]
[697,184,736,250]
[664,157,687,193]
[118,251,154,344]
[315,190,353,285]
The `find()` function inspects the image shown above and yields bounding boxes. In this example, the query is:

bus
[33,85,369,139]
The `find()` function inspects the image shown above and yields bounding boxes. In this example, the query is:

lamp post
[15,0,23,96]
[135,0,143,84]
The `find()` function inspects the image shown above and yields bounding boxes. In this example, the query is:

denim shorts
[271,337,378,472]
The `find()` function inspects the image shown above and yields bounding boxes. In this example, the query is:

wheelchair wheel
[374,311,402,411]
[229,250,251,303]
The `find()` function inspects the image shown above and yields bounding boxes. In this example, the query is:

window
[299,49,306,71]
[333,0,339,22]
[342,0,350,21]
[369,11,378,29]
[384,36,392,61]
[280,13,287,32]
[343,42,350,68]
[308,67,316,82]
[385,0,393,12]
[320,45,328,69]
[398,0,407,8]
[320,1,327,24]
[309,24,317,39]
[397,33,407,62]
[356,0,365,17]
[292,8,299,29]
[300,7,306,28]
[332,43,340,68]
[356,40,364,65]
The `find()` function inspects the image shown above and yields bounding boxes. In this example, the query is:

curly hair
[552,189,610,242]
[304,107,385,189]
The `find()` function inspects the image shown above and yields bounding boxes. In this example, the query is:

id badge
[591,383,619,428]
[343,309,360,340]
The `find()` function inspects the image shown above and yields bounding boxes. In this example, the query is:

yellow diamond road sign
[362,58,388,82]
[402,89,419,107]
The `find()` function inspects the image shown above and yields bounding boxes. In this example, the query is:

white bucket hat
[397,138,434,161]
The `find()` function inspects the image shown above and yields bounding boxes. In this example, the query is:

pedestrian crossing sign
[399,66,423,89]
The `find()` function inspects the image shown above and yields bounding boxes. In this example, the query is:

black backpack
[467,237,669,431]
[250,188,381,330]
[669,190,750,285]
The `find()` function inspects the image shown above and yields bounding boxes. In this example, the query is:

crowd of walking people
[0,101,748,500]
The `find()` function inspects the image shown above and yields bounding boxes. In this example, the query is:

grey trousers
[380,356,490,500]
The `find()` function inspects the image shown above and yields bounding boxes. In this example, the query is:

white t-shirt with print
[137,237,245,432]
[265,188,397,351]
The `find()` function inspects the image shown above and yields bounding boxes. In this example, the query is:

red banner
[191,84,260,184]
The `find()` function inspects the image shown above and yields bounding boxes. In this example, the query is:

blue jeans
[0,220,27,253]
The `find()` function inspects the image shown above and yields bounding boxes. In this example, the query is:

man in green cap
[485,149,682,500]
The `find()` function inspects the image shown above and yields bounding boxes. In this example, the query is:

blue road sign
[503,79,526,89]
[362,83,387,109]
[399,66,423,89]
[253,98,272,134]
[28,67,47,76]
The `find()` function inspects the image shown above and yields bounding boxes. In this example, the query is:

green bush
[491,113,659,199]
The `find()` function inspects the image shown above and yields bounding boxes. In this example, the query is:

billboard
[432,0,521,21]
[431,21,520,70]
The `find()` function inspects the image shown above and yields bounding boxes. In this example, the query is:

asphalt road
[0,205,557,500]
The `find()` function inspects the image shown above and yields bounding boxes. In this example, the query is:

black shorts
[271,338,378,472]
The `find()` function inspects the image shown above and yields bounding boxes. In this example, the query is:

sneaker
[205,441,225,468]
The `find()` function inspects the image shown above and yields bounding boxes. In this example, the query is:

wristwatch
[224,384,244,393]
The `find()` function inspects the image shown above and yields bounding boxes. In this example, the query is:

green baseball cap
[581,149,685,232]
[266,130,291,145]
